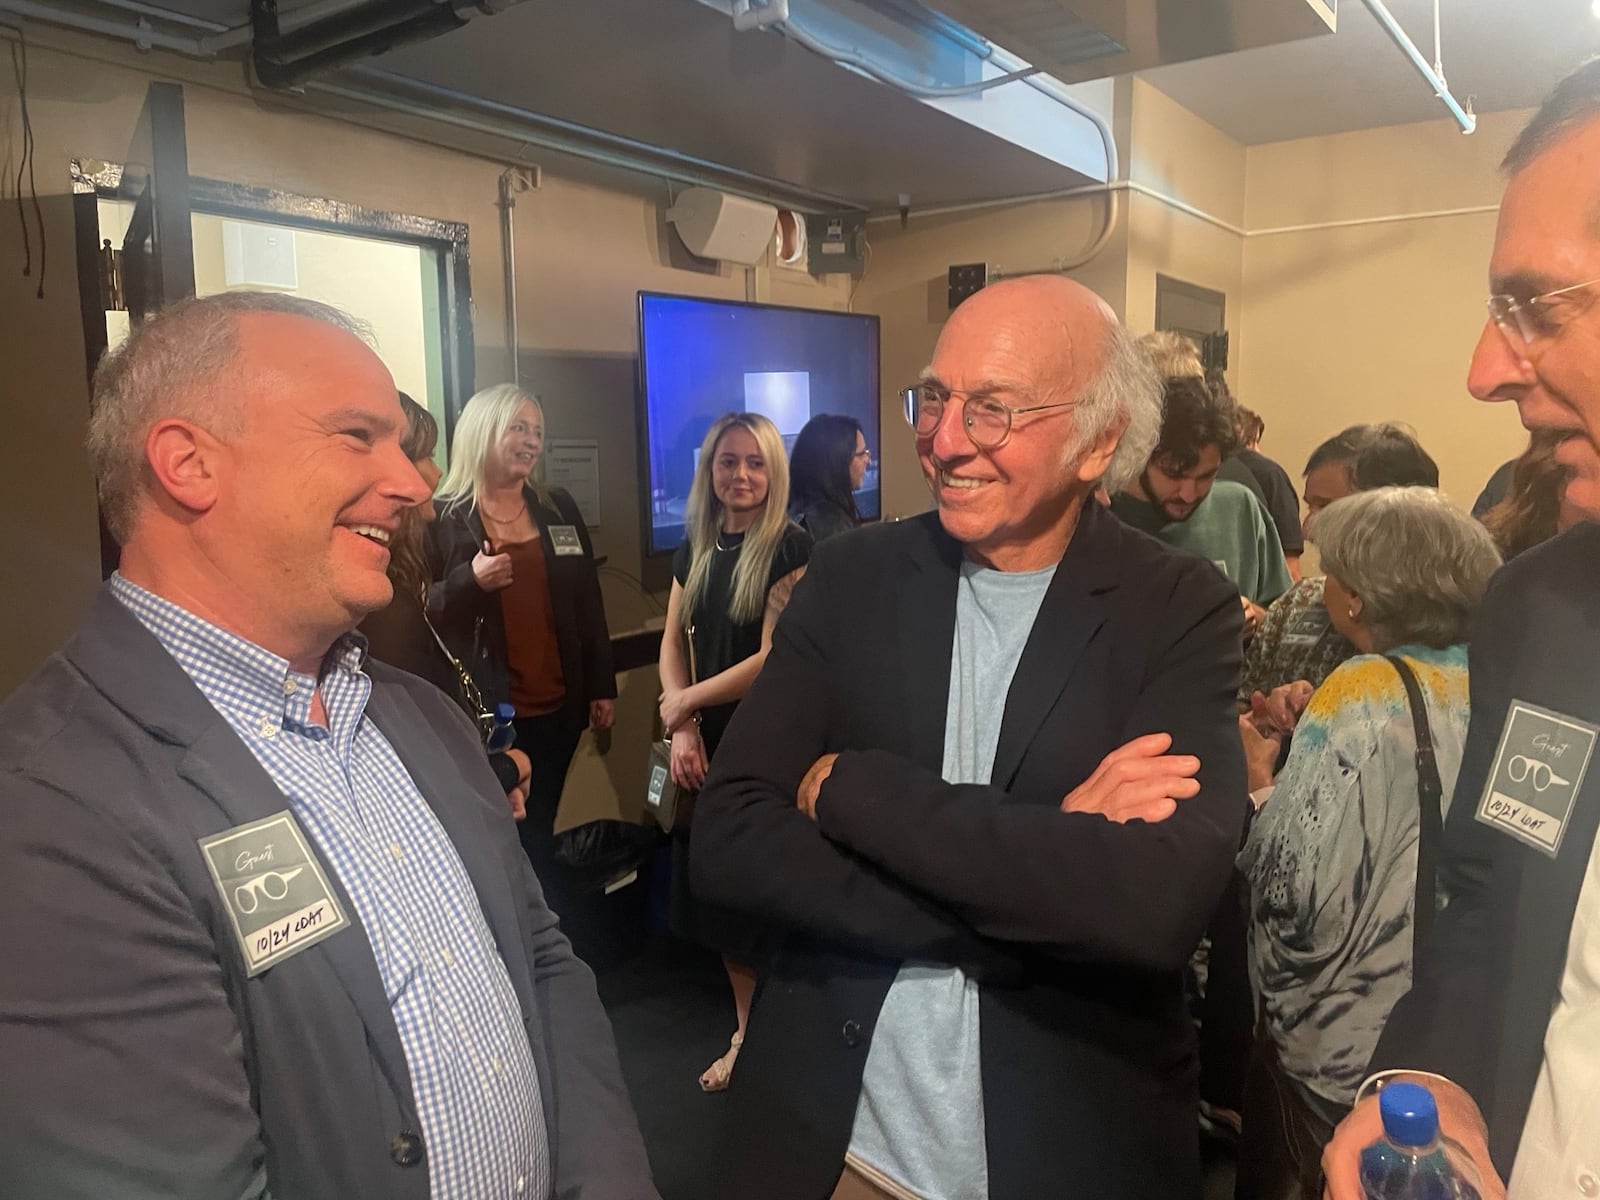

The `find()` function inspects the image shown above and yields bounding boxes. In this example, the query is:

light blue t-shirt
[848,557,1058,1200]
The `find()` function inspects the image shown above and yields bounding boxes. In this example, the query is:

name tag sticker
[1475,700,1599,858]
[548,525,585,556]
[1281,607,1330,649]
[199,811,350,977]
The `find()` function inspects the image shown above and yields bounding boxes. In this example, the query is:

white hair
[1315,487,1503,650]
[1079,320,1162,494]
[86,291,368,544]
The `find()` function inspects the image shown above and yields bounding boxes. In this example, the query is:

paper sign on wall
[546,439,601,528]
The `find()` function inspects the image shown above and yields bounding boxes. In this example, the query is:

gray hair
[1081,320,1162,494]
[1315,487,1502,651]
[87,291,369,544]
[1503,57,1600,175]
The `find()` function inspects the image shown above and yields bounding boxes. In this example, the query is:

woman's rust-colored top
[493,535,566,716]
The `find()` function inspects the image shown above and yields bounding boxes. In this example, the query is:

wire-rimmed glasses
[900,382,1076,449]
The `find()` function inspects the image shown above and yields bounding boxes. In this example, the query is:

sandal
[698,1031,744,1093]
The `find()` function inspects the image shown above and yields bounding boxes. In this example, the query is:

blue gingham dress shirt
[112,575,551,1200]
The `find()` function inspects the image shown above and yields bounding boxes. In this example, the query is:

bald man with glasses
[689,275,1249,1200]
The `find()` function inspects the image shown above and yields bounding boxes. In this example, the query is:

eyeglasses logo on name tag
[1476,701,1599,858]
[549,525,585,556]
[198,811,350,977]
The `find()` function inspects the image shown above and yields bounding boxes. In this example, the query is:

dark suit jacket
[691,504,1249,1200]
[1373,522,1600,1176]
[0,589,656,1200]
[428,486,616,719]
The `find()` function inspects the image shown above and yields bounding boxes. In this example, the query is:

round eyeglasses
[901,383,1077,449]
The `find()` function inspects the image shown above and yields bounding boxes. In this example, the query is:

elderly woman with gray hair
[1232,487,1502,1198]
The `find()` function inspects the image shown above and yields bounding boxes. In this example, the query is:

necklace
[481,499,528,525]
[715,531,742,552]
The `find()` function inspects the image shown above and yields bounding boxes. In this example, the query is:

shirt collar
[109,573,370,743]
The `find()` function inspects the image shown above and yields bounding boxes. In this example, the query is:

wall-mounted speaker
[666,187,778,267]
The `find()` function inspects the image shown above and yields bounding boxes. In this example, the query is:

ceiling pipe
[314,69,866,213]
[1358,0,1474,134]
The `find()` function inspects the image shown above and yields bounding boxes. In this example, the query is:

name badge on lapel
[199,811,350,976]
[1475,700,1599,858]
[548,525,585,556]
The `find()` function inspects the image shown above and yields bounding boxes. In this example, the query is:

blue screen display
[637,292,882,555]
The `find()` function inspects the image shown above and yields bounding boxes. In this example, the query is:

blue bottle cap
[1379,1082,1440,1148]
[494,702,516,722]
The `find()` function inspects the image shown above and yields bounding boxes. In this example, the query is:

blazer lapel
[989,503,1119,789]
[68,593,418,1112]
[895,517,962,774]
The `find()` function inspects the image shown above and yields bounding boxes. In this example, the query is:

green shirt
[1112,480,1293,606]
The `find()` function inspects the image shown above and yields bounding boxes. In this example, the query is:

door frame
[72,163,477,439]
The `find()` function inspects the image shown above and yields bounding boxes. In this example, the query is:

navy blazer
[0,589,656,1200]
[1374,522,1600,1175]
[691,503,1249,1200]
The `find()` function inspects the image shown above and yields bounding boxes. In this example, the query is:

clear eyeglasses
[900,382,1077,449]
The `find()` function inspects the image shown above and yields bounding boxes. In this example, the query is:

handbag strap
[421,604,489,721]
[1385,654,1445,959]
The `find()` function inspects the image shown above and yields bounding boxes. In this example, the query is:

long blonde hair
[435,382,552,514]
[681,412,793,628]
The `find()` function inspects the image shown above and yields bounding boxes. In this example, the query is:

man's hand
[1060,733,1200,824]
[503,747,531,821]
[659,688,696,734]
[1322,1077,1505,1200]
[669,724,708,791]
[472,540,515,592]
[1242,596,1268,638]
[1249,680,1315,737]
[796,753,840,821]
[589,699,615,731]
[1238,715,1283,793]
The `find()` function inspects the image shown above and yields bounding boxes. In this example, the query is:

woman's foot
[698,1031,744,1093]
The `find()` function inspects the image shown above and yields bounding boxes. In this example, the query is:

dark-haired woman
[787,413,869,543]
[359,393,531,815]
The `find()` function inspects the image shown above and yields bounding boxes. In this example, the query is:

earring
[1349,605,1360,620]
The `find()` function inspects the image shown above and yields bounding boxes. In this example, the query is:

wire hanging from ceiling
[8,24,45,298]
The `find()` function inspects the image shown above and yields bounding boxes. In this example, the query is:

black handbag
[646,625,698,833]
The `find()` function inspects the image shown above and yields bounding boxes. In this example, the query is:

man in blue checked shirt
[0,292,658,1200]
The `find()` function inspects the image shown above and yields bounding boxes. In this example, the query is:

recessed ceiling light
[1593,0,1600,19]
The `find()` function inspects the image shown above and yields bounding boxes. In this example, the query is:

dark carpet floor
[592,933,1238,1200]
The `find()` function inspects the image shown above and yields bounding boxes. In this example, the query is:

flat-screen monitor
[637,292,881,556]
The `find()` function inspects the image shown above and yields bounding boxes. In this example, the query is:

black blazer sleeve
[425,508,491,632]
[691,547,1017,978]
[814,558,1247,974]
[1370,570,1514,1104]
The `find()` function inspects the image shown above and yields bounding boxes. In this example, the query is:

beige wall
[1124,79,1246,341]
[1238,109,1530,510]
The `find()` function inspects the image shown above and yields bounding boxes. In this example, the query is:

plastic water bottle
[485,702,517,755]
[1360,1082,1483,1200]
